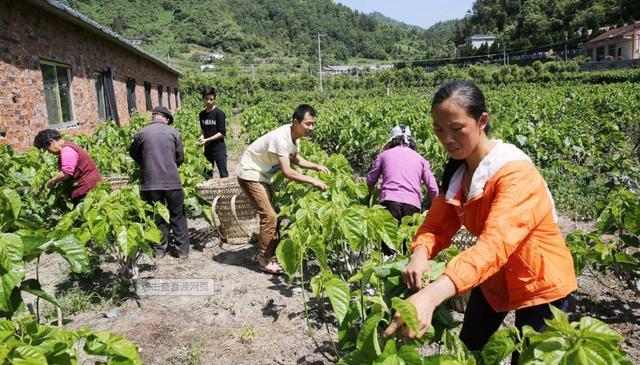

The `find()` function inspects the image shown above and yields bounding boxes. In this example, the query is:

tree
[111,13,128,34]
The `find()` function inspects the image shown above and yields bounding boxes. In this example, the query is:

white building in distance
[464,35,496,49]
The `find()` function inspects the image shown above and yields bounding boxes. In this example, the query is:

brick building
[0,0,182,151]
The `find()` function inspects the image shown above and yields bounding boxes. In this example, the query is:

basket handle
[230,194,254,239]
[211,196,225,242]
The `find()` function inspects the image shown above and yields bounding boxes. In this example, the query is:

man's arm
[278,155,327,190]
[202,132,224,144]
[291,154,330,173]
[129,134,142,164]
[175,133,185,166]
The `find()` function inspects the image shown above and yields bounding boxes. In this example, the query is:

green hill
[61,0,457,68]
[456,0,640,50]
[368,11,423,31]
[423,19,464,58]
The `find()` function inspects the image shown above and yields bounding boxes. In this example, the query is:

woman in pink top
[367,125,439,255]
[34,129,102,205]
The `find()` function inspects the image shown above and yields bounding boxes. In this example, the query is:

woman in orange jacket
[384,81,577,364]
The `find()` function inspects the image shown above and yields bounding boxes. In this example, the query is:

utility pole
[317,33,323,93]
[503,45,507,66]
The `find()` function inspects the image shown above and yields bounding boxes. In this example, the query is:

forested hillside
[61,0,450,63]
[423,20,463,59]
[368,11,424,31]
[456,0,640,49]
[61,0,640,67]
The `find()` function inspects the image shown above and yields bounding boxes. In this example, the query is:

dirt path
[35,221,331,365]
[29,115,640,364]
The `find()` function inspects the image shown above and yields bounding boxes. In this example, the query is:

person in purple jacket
[367,125,439,255]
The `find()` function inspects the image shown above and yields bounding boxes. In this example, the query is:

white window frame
[40,59,77,128]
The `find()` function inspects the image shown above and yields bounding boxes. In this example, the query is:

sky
[333,0,474,29]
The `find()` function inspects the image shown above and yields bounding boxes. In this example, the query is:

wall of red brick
[0,0,180,151]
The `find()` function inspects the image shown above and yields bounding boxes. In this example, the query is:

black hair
[292,104,317,122]
[202,86,216,99]
[33,129,62,149]
[432,80,490,192]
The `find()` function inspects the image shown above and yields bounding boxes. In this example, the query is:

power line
[196,37,586,75]
[386,38,585,65]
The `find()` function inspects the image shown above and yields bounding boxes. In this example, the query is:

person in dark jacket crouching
[129,106,190,259]
[33,129,102,205]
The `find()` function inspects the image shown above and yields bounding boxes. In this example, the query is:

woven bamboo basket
[104,175,130,191]
[196,178,259,245]
[452,227,476,250]
[447,227,478,313]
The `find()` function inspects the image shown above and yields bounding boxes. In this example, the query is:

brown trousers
[237,178,279,257]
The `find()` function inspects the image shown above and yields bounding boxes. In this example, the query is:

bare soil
[35,219,332,364]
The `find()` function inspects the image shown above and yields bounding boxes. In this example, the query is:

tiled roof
[469,35,495,40]
[584,22,640,46]
[27,0,182,76]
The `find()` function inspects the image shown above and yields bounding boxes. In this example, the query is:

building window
[95,72,107,121]
[157,85,163,107]
[126,78,136,115]
[608,44,616,58]
[144,82,152,111]
[596,46,605,61]
[40,60,74,126]
[174,88,179,108]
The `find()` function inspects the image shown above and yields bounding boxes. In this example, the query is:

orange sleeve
[444,162,553,294]
[410,195,461,258]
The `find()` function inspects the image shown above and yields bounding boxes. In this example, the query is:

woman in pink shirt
[34,129,102,205]
[367,125,439,255]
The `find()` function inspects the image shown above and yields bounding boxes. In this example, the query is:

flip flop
[260,259,284,275]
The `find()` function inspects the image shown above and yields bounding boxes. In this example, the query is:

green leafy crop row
[241,83,640,220]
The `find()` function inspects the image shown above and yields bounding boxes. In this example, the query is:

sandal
[259,258,284,275]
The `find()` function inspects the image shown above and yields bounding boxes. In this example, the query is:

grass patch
[161,340,204,365]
